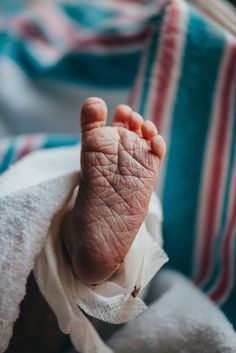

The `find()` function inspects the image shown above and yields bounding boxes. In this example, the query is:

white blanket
[0,145,168,353]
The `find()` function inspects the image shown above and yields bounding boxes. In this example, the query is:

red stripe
[210,177,236,302]
[33,2,155,50]
[17,136,35,161]
[13,18,48,44]
[196,47,236,285]
[77,29,150,49]
[151,0,180,130]
[13,16,149,52]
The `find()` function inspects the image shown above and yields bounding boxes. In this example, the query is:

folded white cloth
[0,145,168,353]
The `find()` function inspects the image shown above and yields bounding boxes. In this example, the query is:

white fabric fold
[0,145,168,353]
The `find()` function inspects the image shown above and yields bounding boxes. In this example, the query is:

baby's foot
[62,98,166,285]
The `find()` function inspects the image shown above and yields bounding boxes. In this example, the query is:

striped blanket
[0,0,236,329]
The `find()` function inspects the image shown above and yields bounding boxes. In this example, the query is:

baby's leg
[62,97,166,285]
[6,274,70,353]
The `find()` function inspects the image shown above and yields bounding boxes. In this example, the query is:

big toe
[80,97,108,133]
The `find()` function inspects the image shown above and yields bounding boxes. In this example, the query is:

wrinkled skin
[63,98,166,284]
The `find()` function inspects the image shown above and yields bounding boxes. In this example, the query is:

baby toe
[128,112,144,134]
[112,104,133,128]
[151,135,166,161]
[142,120,158,140]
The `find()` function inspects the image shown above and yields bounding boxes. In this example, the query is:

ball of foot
[62,97,166,285]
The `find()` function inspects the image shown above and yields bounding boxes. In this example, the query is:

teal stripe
[43,135,80,149]
[0,33,14,56]
[162,8,225,276]
[62,2,165,35]
[0,1,25,17]
[61,3,118,32]
[1,35,141,88]
[0,141,16,173]
[204,86,236,292]
[138,15,163,116]
[44,51,141,89]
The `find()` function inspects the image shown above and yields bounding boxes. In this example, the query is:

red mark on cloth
[131,285,141,298]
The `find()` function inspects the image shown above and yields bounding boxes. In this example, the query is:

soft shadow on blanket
[106,270,236,353]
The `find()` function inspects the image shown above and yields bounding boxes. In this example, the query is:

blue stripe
[162,7,225,277]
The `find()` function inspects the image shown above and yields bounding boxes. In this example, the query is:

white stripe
[189,0,236,37]
[32,4,77,45]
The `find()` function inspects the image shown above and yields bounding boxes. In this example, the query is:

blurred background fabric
[0,0,168,137]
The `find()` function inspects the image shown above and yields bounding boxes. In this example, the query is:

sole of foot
[62,97,166,285]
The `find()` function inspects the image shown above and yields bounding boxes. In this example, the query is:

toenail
[132,112,143,122]
[116,104,133,115]
[83,97,105,107]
